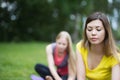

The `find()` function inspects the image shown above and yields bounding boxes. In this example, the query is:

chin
[58,50,64,53]
[90,41,101,45]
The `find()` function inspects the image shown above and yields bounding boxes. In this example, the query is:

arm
[46,44,62,80]
[76,49,86,80]
[112,64,120,80]
[67,61,76,80]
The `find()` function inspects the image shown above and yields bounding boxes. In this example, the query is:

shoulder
[76,40,83,48]
[76,40,86,54]
[46,43,56,48]
[51,43,56,47]
[46,43,56,56]
[118,53,120,61]
[105,55,120,67]
[46,43,54,50]
[112,54,120,67]
[46,42,56,52]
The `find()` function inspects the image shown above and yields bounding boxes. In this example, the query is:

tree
[0,0,120,42]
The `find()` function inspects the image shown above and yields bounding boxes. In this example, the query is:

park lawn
[0,42,48,80]
[0,42,120,80]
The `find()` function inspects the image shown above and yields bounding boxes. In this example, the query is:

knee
[34,64,41,72]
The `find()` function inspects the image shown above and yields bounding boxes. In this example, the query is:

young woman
[76,12,120,80]
[35,31,76,80]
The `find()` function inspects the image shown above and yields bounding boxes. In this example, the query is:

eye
[97,28,101,31]
[58,42,61,45]
[63,43,66,46]
[87,28,92,31]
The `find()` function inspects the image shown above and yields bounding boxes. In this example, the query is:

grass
[0,42,48,80]
[0,42,120,80]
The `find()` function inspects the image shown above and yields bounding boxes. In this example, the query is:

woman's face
[86,19,105,45]
[56,37,68,53]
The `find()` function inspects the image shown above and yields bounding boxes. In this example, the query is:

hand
[45,76,53,80]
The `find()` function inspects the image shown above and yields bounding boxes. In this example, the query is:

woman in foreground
[76,12,120,80]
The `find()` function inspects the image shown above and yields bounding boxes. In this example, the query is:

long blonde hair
[82,12,120,62]
[56,31,76,73]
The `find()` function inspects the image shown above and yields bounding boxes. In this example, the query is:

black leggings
[35,64,68,80]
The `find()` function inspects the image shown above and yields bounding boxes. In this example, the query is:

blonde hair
[82,12,120,62]
[56,31,76,73]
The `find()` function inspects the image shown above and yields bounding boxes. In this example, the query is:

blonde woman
[76,12,120,80]
[35,31,76,80]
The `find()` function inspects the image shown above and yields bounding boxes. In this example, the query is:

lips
[91,38,98,41]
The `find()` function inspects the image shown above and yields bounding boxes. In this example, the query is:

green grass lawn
[0,42,120,80]
[0,42,48,80]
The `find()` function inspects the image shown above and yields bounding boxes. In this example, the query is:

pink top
[54,47,68,76]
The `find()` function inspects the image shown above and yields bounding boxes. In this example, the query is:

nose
[59,44,63,48]
[58,44,63,49]
[92,30,97,36]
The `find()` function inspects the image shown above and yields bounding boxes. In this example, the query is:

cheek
[99,31,105,40]
[63,45,67,50]
[86,31,90,38]
[57,44,67,50]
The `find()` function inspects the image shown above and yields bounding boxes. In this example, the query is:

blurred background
[0,0,120,80]
[0,0,120,43]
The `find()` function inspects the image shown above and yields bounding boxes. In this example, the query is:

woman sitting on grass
[35,31,76,80]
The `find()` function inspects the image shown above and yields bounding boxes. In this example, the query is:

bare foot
[45,76,53,80]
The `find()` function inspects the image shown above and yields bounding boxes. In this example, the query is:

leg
[35,64,53,79]
[61,75,68,80]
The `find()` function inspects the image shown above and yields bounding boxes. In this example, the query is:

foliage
[0,0,120,42]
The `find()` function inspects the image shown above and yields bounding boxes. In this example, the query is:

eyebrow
[87,26,102,28]
[96,26,100,28]
[87,26,92,28]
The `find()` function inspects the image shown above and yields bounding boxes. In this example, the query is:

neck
[57,50,66,57]
[90,43,104,55]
